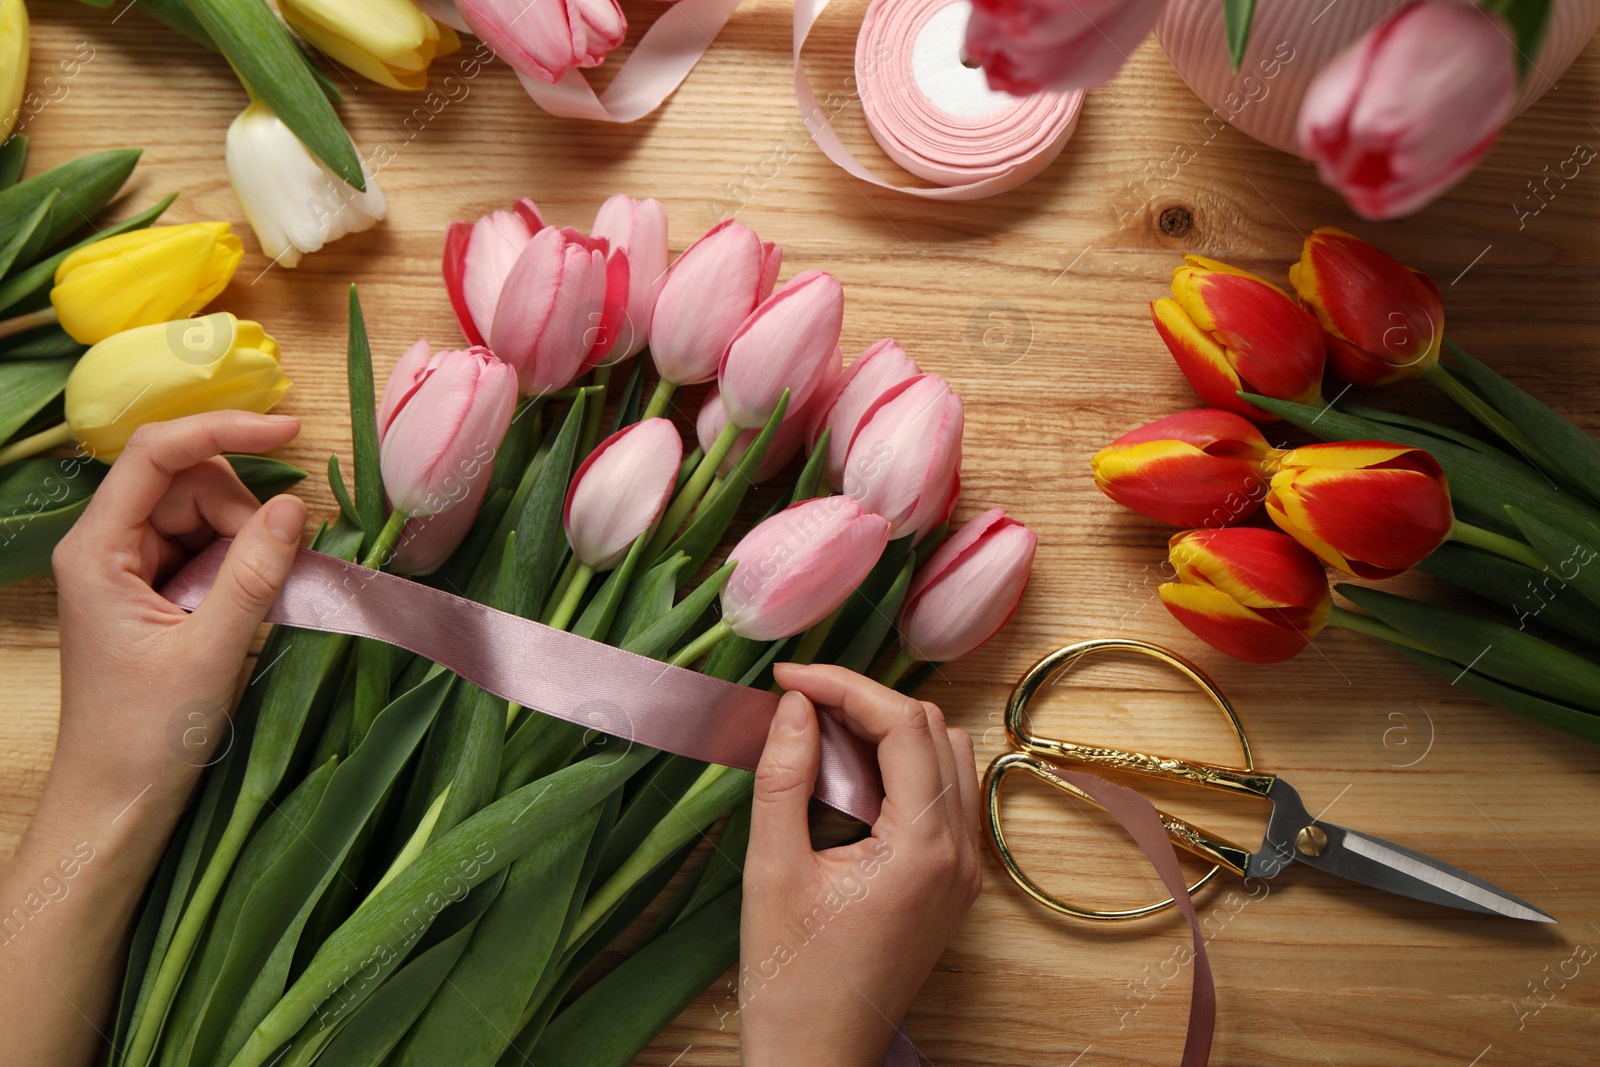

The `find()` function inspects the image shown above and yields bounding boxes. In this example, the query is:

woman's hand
[0,410,306,1067]
[739,662,984,1067]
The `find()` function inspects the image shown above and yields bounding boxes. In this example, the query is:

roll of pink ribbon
[798,0,1084,198]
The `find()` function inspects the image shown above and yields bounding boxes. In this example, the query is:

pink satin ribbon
[160,541,1211,1061]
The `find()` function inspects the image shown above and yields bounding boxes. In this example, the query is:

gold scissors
[983,639,1554,923]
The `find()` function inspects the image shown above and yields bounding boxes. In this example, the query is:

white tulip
[224,100,386,269]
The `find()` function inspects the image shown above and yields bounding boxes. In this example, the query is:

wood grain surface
[3,3,1598,1064]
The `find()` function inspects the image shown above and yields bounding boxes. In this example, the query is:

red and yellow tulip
[1265,442,1452,579]
[1152,256,1325,422]
[1289,228,1443,387]
[1092,408,1280,528]
[1159,527,1332,663]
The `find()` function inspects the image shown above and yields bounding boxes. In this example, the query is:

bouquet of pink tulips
[109,198,1037,1067]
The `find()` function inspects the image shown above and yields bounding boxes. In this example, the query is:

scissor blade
[1300,823,1555,923]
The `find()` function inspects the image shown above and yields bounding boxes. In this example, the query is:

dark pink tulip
[490,225,624,397]
[964,0,1166,95]
[590,194,668,364]
[459,0,624,83]
[442,198,545,348]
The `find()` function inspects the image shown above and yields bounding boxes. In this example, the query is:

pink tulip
[964,0,1166,95]
[458,0,625,84]
[393,475,490,576]
[590,194,668,364]
[807,337,921,491]
[490,225,625,397]
[564,418,683,569]
[718,270,844,430]
[898,508,1037,662]
[1297,1,1517,220]
[914,466,960,545]
[378,341,518,517]
[843,374,964,539]
[442,198,545,348]
[648,220,781,387]
[696,386,809,485]
[720,495,891,641]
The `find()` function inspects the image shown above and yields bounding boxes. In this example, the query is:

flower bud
[1152,256,1324,422]
[564,418,683,569]
[648,220,780,386]
[1266,441,1452,579]
[964,0,1165,94]
[899,509,1036,663]
[721,495,891,641]
[718,270,843,430]
[0,0,25,143]
[844,374,964,539]
[443,198,546,347]
[1160,527,1331,664]
[1290,228,1443,387]
[1298,1,1516,220]
[459,0,624,83]
[280,0,459,91]
[807,338,921,491]
[50,223,243,345]
[225,100,386,269]
[394,475,489,576]
[590,194,668,363]
[489,225,624,397]
[378,341,517,517]
[1092,408,1278,528]
[63,313,289,461]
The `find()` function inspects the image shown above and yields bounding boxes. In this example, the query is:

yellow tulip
[279,0,459,92]
[64,313,290,461]
[50,222,244,344]
[0,0,27,141]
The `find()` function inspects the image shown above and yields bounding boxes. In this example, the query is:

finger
[947,726,981,833]
[921,701,961,826]
[186,493,305,654]
[77,412,299,554]
[149,458,264,546]
[772,662,943,823]
[748,690,821,881]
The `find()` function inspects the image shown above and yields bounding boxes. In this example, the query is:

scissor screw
[1295,825,1328,857]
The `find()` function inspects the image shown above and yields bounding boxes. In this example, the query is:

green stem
[1326,605,1436,654]
[1422,363,1557,471]
[641,377,678,421]
[0,420,72,465]
[579,364,611,457]
[544,562,594,632]
[877,647,917,688]
[359,509,408,569]
[644,422,740,563]
[668,618,734,668]
[0,305,57,340]
[542,555,581,622]
[1448,519,1551,573]
[790,605,842,666]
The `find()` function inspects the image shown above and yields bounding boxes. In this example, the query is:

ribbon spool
[797,0,1084,199]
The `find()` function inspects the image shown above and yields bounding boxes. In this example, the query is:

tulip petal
[1159,582,1313,664]
[1151,298,1259,420]
[1093,439,1267,528]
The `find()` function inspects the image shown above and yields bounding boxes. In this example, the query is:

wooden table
[4,4,1597,1064]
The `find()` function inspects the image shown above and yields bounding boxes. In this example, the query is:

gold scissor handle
[985,638,1264,921]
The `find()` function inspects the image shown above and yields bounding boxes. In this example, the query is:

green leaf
[1505,505,1600,611]
[110,802,190,1066]
[1447,342,1600,506]
[182,0,365,189]
[1245,392,1600,539]
[593,755,709,886]
[185,673,451,1067]
[621,561,735,661]
[791,426,829,504]
[327,454,361,529]
[663,393,788,576]
[608,358,646,436]
[512,391,587,618]
[0,189,56,279]
[346,286,385,551]
[1222,0,1257,71]
[230,747,654,1067]
[226,453,307,499]
[572,532,648,642]
[0,359,70,445]
[613,551,689,646]
[533,885,742,1067]
[834,555,914,674]
[0,456,105,586]
[819,535,911,664]
[1395,646,1599,744]
[0,191,177,315]
[1338,584,1600,712]
[1336,399,1509,460]
[0,136,27,189]
[1481,0,1554,76]
[1420,544,1600,648]
[0,324,84,361]
[390,804,607,1067]
[0,148,140,259]
[660,799,750,931]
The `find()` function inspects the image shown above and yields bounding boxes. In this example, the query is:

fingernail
[773,692,810,735]
[265,496,304,544]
